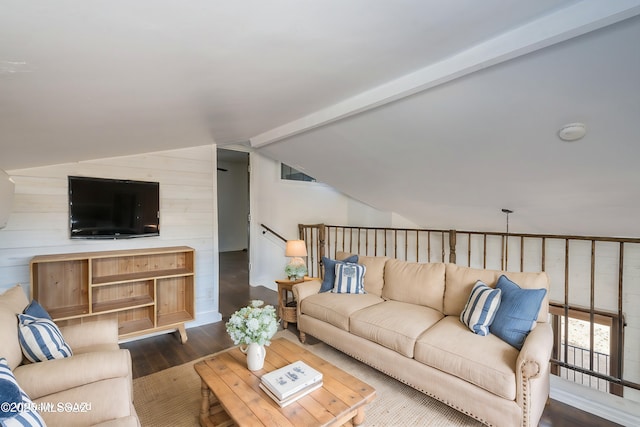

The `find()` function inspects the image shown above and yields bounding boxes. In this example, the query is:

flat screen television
[69,176,160,239]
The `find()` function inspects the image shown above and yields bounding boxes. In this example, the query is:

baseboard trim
[187,311,222,328]
[550,376,640,426]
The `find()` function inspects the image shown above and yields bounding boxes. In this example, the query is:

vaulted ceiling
[2,1,639,237]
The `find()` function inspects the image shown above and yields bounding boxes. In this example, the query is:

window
[550,304,623,396]
[281,164,316,182]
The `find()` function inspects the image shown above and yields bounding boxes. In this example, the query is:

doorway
[217,149,249,252]
[217,148,250,317]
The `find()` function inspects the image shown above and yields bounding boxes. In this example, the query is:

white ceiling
[2,1,640,237]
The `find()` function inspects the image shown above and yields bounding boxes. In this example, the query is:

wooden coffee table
[194,338,376,426]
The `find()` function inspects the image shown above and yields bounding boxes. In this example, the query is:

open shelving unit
[30,246,195,343]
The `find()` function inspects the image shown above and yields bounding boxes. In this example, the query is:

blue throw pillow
[491,275,547,350]
[0,359,21,420]
[332,263,366,294]
[23,300,52,321]
[320,255,358,292]
[0,358,46,426]
[460,280,501,336]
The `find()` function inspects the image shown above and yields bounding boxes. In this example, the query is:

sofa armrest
[515,322,553,425]
[14,349,132,400]
[293,280,322,304]
[60,319,119,349]
[516,322,553,380]
[293,279,322,318]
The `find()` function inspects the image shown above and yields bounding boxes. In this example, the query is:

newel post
[448,229,457,264]
[318,224,326,278]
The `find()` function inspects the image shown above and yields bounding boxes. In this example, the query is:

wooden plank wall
[0,145,218,325]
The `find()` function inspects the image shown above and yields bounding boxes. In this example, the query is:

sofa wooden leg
[299,331,306,343]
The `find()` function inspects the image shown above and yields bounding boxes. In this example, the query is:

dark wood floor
[122,251,620,427]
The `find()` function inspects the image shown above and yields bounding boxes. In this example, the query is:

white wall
[217,156,249,252]
[0,145,220,327]
[248,152,418,289]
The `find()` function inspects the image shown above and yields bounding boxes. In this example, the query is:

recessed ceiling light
[558,123,586,142]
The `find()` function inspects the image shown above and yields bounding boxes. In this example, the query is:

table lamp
[285,240,308,280]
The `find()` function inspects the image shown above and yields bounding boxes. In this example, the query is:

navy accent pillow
[24,300,52,320]
[0,358,47,425]
[0,359,21,420]
[491,275,547,350]
[320,255,358,292]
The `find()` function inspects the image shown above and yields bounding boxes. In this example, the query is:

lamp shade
[285,240,307,257]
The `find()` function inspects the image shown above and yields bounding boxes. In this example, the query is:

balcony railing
[558,344,611,393]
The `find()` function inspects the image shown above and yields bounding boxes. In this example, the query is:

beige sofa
[293,255,553,427]
[0,285,140,426]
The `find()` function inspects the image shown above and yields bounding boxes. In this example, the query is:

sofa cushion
[460,280,501,336]
[0,307,22,371]
[14,350,132,401]
[300,292,383,331]
[33,377,133,427]
[337,252,389,297]
[491,275,547,350]
[59,320,119,351]
[18,314,73,362]
[0,285,29,314]
[350,301,444,358]
[382,259,445,311]
[443,264,549,319]
[332,263,366,294]
[414,316,519,400]
[0,358,46,426]
[0,287,31,371]
[320,255,358,293]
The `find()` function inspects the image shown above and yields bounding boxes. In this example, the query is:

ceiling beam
[250,0,640,148]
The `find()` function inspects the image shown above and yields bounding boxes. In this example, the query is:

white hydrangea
[225,299,279,346]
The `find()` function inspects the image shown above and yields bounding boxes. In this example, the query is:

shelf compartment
[91,250,194,284]
[117,307,155,336]
[31,259,89,319]
[156,276,194,327]
[92,268,193,285]
[157,310,193,327]
[48,304,90,320]
[92,280,154,314]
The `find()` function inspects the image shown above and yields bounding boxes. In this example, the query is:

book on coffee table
[259,381,323,407]
[260,360,323,400]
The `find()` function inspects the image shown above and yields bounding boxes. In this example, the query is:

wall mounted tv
[69,176,160,239]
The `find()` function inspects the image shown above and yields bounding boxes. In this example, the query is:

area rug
[132,329,483,426]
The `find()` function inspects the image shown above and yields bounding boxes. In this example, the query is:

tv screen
[69,176,160,239]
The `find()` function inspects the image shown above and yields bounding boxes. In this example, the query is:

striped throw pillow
[320,255,358,292]
[18,314,73,363]
[332,263,366,294]
[0,358,46,426]
[460,281,502,336]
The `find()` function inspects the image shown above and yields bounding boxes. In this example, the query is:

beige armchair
[0,285,140,426]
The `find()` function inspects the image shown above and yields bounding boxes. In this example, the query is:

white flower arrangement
[225,300,279,346]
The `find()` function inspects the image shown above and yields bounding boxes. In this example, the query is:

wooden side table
[275,277,313,328]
